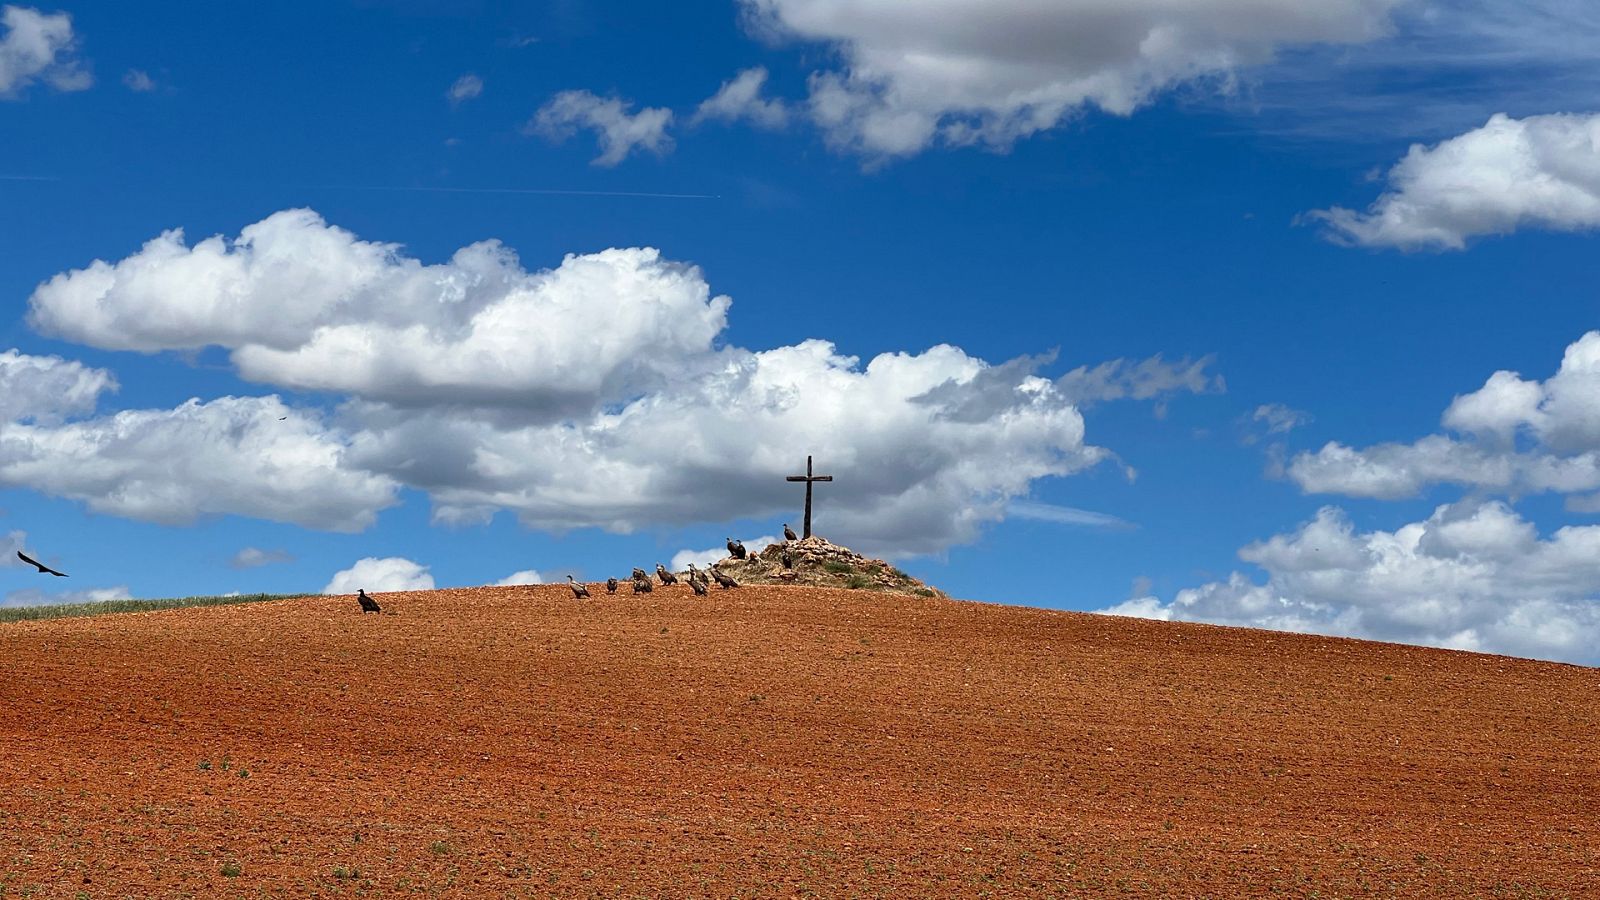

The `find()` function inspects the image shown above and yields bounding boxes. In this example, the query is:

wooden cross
[785,455,833,539]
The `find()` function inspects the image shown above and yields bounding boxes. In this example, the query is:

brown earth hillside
[1,584,1596,897]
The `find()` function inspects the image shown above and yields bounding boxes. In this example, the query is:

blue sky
[4,1,1600,664]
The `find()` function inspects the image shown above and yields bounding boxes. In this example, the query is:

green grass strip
[0,592,304,623]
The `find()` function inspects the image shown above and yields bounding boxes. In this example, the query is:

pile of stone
[711,536,943,598]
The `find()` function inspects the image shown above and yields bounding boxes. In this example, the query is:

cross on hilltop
[785,455,832,539]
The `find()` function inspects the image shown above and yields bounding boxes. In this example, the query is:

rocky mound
[710,535,943,597]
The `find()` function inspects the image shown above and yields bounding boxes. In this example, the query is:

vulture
[783,523,799,542]
[655,564,678,586]
[357,589,381,614]
[16,551,66,577]
[710,566,739,590]
[605,577,619,595]
[725,537,746,560]
[690,576,709,596]
[632,567,649,581]
[782,551,794,570]
[566,575,590,599]
[631,577,653,594]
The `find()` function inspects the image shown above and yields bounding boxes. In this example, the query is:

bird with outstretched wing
[17,551,68,577]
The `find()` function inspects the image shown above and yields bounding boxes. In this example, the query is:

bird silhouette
[606,577,619,595]
[357,589,381,614]
[784,523,798,542]
[16,551,67,577]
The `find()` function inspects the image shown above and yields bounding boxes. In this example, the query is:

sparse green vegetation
[912,588,936,598]
[823,561,854,575]
[0,593,301,624]
[844,575,872,590]
[220,862,241,877]
[430,841,450,856]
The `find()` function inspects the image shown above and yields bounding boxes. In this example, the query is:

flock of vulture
[563,559,741,601]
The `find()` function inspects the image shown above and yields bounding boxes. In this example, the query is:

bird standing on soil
[566,575,590,599]
[632,567,648,581]
[16,551,67,577]
[710,566,739,589]
[357,589,381,614]
[605,577,619,595]
[655,564,678,586]
[784,523,798,542]
[690,576,709,596]
[631,576,653,594]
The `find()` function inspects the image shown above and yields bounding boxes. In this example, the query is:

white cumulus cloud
[1308,112,1600,250]
[494,568,543,585]
[742,0,1401,158]
[0,4,90,97]
[447,72,482,104]
[694,67,788,129]
[0,393,398,531]
[3,584,131,607]
[1289,331,1600,500]
[323,556,434,595]
[0,349,116,423]
[230,546,292,569]
[1099,501,1600,666]
[529,90,673,166]
[28,209,731,420]
[121,68,153,92]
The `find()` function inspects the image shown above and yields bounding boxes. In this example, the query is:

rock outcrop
[710,536,943,598]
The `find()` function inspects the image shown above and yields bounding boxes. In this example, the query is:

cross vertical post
[785,455,833,539]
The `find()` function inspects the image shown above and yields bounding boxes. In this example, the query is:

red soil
[0,584,1595,897]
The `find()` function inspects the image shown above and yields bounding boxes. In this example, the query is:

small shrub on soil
[430,841,450,856]
[197,760,211,770]
[823,561,854,575]
[912,588,936,598]
[220,862,241,877]
[844,575,872,590]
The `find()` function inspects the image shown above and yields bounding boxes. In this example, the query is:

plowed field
[1,584,1595,897]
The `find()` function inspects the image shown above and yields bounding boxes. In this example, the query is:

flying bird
[277,416,288,421]
[357,589,381,614]
[784,523,798,542]
[16,551,67,577]
[566,575,590,599]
